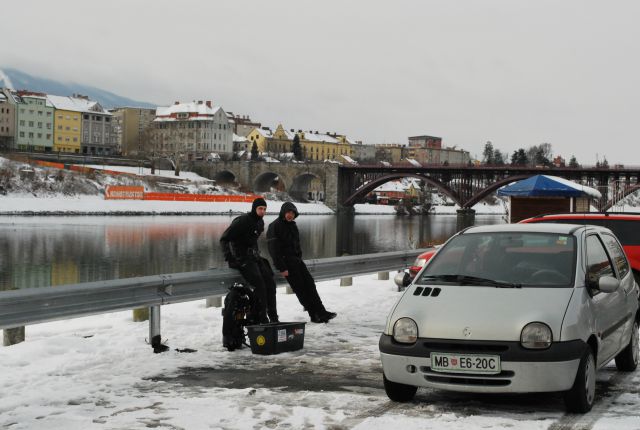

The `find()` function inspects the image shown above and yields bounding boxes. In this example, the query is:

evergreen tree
[251,141,259,160]
[601,157,609,168]
[292,134,302,161]
[569,155,579,168]
[511,148,528,166]
[493,149,505,166]
[482,141,495,165]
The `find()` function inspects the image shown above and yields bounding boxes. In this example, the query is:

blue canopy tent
[498,175,601,222]
[498,175,601,198]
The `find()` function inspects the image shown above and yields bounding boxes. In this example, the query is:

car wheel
[383,374,417,402]
[615,320,639,371]
[564,348,596,413]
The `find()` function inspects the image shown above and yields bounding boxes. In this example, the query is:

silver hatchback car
[380,223,639,413]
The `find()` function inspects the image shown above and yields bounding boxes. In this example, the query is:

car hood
[389,284,575,342]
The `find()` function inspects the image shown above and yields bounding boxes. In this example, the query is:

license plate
[431,352,501,374]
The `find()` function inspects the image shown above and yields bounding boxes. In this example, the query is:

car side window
[585,235,616,288]
[601,233,630,279]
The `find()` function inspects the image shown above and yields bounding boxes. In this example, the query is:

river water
[0,214,504,290]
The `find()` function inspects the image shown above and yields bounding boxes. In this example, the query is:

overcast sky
[3,0,639,164]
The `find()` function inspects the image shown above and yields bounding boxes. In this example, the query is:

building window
[38,133,42,138]
[58,125,62,130]
[84,114,89,120]
[47,123,51,129]
[19,120,25,126]
[58,136,62,141]
[28,132,34,138]
[38,122,42,128]
[47,134,51,139]
[47,112,52,117]
[29,121,34,127]
[38,111,43,116]
[19,132,25,137]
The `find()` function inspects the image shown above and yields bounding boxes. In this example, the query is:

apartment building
[152,100,233,159]
[110,107,156,156]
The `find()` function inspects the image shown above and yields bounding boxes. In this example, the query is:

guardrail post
[149,306,168,353]
[3,327,25,346]
[206,296,222,307]
[340,252,353,286]
[378,272,390,280]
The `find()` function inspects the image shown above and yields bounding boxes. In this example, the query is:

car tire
[615,320,639,371]
[564,348,596,413]
[383,374,417,402]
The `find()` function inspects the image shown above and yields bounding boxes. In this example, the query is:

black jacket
[220,211,264,264]
[267,202,302,272]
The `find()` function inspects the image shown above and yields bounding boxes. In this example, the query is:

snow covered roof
[233,133,248,143]
[47,95,107,114]
[375,181,408,192]
[303,132,339,143]
[254,128,274,138]
[155,102,222,119]
[340,155,358,165]
[498,175,602,198]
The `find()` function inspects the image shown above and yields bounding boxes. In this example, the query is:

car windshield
[417,232,576,288]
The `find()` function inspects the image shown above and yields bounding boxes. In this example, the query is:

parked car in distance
[380,223,639,413]
[520,212,640,283]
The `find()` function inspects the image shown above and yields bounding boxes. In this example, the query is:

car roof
[462,223,587,235]
[522,212,640,222]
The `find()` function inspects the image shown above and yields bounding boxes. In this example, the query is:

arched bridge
[191,161,640,212]
[338,165,640,212]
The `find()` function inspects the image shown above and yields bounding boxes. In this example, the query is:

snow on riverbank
[1,275,637,429]
[0,195,334,215]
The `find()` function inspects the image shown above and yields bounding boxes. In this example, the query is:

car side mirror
[394,271,411,291]
[598,276,620,293]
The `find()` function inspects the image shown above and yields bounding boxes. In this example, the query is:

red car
[520,212,640,282]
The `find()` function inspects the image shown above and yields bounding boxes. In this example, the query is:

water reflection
[0,214,504,290]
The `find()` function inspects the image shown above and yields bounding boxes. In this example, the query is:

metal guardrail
[0,249,428,331]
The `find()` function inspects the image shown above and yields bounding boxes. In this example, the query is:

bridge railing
[0,249,428,350]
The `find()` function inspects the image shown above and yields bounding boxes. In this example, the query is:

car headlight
[520,322,552,349]
[393,317,418,344]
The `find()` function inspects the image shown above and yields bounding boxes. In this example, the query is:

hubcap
[585,353,596,406]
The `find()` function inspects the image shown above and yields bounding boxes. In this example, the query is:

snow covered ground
[1,275,638,430]
[84,164,213,183]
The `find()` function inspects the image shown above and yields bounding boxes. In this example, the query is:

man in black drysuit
[267,201,337,323]
[220,197,278,324]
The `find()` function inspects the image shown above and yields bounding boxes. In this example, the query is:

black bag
[222,283,255,351]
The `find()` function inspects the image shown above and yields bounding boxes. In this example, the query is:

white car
[380,223,639,413]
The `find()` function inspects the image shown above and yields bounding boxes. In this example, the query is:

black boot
[320,310,337,321]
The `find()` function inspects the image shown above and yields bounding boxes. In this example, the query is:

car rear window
[418,232,576,287]
[530,217,640,246]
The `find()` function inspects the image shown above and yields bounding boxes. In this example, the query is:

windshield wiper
[420,274,522,288]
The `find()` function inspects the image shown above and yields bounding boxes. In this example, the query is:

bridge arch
[343,173,460,207]
[254,172,287,193]
[289,173,321,202]
[213,170,236,184]
[461,175,530,207]
[601,184,640,212]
